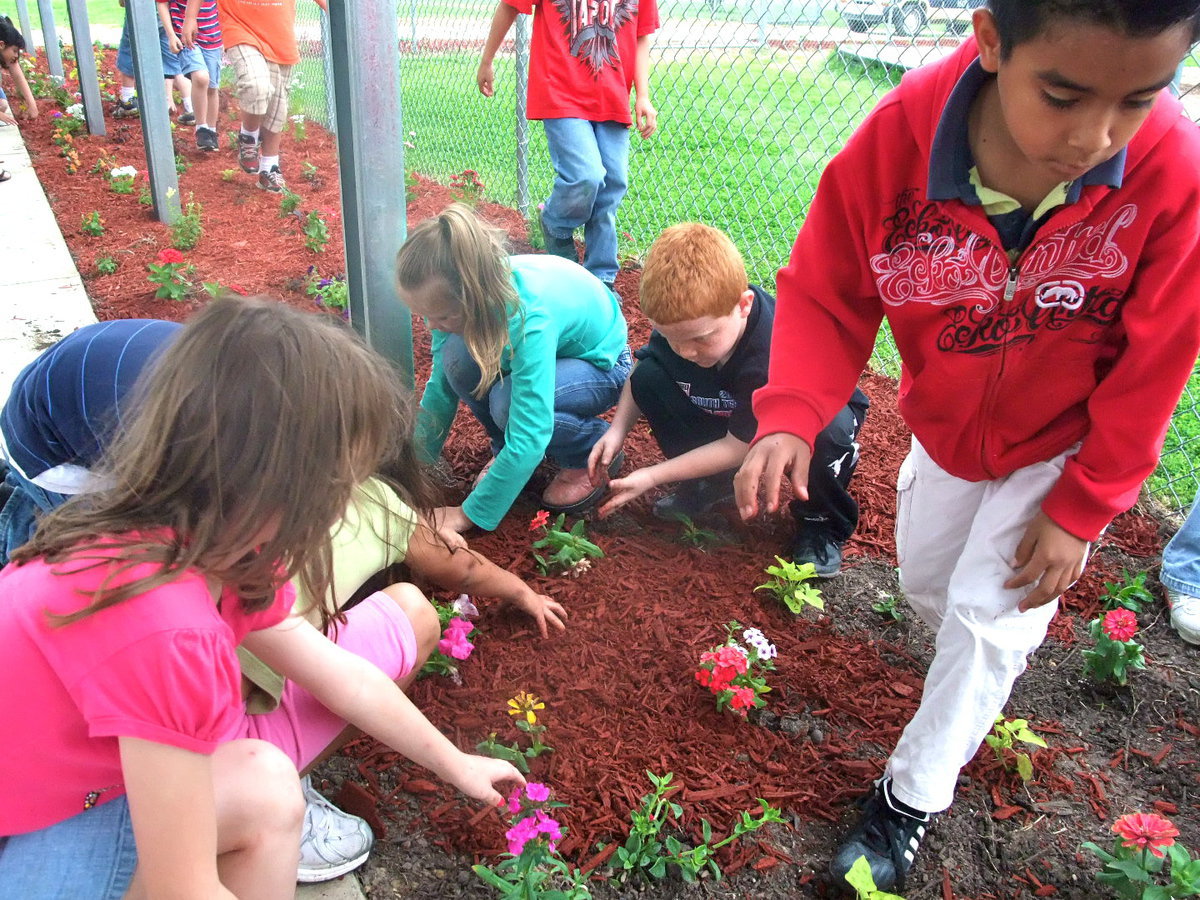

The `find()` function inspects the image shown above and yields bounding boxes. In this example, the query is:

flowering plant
[109,165,137,194]
[1101,570,1156,614]
[695,621,776,718]
[302,209,330,253]
[508,690,551,757]
[420,594,479,683]
[1082,609,1147,686]
[290,113,307,141]
[449,168,485,205]
[1082,812,1200,899]
[472,783,590,898]
[305,266,349,316]
[530,511,603,577]
[145,248,195,301]
[81,211,104,237]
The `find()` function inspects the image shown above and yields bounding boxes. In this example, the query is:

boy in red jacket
[736,0,1200,891]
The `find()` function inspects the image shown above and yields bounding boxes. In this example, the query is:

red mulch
[21,53,1180,892]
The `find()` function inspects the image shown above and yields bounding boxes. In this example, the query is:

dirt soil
[17,54,1200,900]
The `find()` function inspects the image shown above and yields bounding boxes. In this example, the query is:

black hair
[0,16,26,51]
[987,0,1200,58]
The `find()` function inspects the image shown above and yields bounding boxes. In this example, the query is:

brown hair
[14,296,410,627]
[638,223,748,324]
[394,203,519,399]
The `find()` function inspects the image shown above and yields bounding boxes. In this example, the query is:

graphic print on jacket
[550,0,639,76]
[874,189,1132,356]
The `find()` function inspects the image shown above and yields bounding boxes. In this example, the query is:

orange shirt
[218,0,299,65]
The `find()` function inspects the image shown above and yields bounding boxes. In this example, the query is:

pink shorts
[238,591,418,769]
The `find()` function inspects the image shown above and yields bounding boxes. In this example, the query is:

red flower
[729,686,757,710]
[156,248,184,265]
[1102,608,1139,643]
[530,510,550,531]
[228,283,249,296]
[1112,812,1179,858]
[695,668,713,688]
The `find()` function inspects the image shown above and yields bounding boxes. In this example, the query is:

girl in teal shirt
[397,204,631,532]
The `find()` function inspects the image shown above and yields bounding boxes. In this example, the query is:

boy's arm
[8,61,38,119]
[599,432,748,516]
[633,34,656,139]
[181,0,200,46]
[158,1,182,53]
[476,2,519,97]
[587,374,641,483]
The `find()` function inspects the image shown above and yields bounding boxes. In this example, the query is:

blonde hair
[639,223,748,324]
[395,204,519,398]
[15,296,409,627]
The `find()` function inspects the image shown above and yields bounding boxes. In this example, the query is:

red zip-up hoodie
[754,39,1200,542]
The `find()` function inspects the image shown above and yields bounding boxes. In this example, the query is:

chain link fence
[22,0,1200,513]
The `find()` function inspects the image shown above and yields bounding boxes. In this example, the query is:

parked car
[839,0,984,36]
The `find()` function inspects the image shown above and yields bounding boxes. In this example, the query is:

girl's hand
[511,588,568,637]
[451,752,526,806]
[434,505,475,535]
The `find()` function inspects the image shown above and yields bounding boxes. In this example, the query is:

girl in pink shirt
[0,297,523,898]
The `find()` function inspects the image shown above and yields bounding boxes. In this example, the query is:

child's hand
[434,505,475,535]
[0,107,16,126]
[734,433,811,519]
[450,752,526,806]
[181,20,198,47]
[1005,511,1087,611]
[167,32,183,54]
[634,96,657,139]
[511,588,568,637]
[20,100,38,120]
[597,470,654,517]
[587,430,624,484]
[476,61,496,97]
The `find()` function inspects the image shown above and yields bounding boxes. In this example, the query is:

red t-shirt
[505,0,658,124]
[0,547,293,835]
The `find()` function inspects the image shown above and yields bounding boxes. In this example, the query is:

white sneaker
[297,776,374,883]
[1169,592,1200,646]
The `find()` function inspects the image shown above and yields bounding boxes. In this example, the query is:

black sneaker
[257,165,286,193]
[652,473,735,522]
[178,110,196,125]
[113,97,139,118]
[539,209,578,262]
[196,127,218,152]
[789,526,844,578]
[830,778,931,893]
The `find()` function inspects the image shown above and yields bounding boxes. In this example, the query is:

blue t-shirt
[0,319,181,491]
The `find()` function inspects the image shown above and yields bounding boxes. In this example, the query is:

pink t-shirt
[0,547,293,835]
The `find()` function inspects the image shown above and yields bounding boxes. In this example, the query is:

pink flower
[1112,812,1180,858]
[505,786,523,815]
[437,618,475,660]
[505,816,540,856]
[530,510,550,530]
[1102,608,1139,643]
[525,782,550,803]
[695,668,713,688]
[156,248,184,265]
[729,686,757,711]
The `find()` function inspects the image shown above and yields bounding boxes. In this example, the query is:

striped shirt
[165,0,222,49]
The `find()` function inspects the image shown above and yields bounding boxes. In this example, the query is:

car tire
[892,3,927,35]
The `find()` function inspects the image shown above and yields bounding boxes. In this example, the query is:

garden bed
[16,53,1200,900]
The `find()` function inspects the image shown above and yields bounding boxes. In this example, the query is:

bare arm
[476,2,519,96]
[600,432,748,516]
[587,375,641,482]
[405,519,567,636]
[7,61,38,119]
[119,737,236,900]
[632,34,656,138]
[157,1,182,52]
[181,0,201,46]
[243,618,524,803]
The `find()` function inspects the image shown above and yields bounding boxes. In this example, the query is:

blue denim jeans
[440,335,631,469]
[0,796,137,899]
[541,118,630,284]
[1162,497,1200,597]
[0,467,68,566]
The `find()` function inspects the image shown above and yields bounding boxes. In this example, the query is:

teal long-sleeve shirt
[416,255,629,530]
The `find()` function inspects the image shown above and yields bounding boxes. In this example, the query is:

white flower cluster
[66,103,85,120]
[110,165,137,180]
[741,627,777,660]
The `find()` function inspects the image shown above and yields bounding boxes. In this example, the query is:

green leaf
[1016,753,1033,782]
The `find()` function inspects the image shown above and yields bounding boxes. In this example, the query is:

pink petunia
[505,816,540,856]
[1102,608,1139,643]
[1112,812,1179,858]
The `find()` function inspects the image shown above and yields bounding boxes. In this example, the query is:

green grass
[3,0,126,33]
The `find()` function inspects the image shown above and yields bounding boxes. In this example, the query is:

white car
[839,0,984,36]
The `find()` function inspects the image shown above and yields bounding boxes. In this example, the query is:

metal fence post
[64,0,105,137]
[14,0,35,58]
[126,0,180,224]
[514,14,530,217]
[328,0,414,384]
[34,0,64,80]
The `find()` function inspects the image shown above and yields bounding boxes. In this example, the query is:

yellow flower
[507,691,545,725]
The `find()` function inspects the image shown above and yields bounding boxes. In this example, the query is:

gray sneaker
[257,165,286,193]
[297,776,374,883]
[113,97,139,118]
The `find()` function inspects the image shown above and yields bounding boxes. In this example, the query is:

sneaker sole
[296,848,371,883]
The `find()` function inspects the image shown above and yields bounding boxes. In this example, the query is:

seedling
[220,168,237,182]
[844,856,906,899]
[984,715,1047,782]
[278,188,303,218]
[871,593,904,622]
[755,556,824,613]
[302,210,329,253]
[530,511,603,577]
[171,195,203,251]
[676,514,721,550]
[95,255,118,275]
[80,211,104,236]
[301,161,319,182]
[1101,569,1155,614]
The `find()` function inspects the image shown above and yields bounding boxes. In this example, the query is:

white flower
[110,165,137,179]
[66,103,85,120]
[742,628,777,660]
[290,114,305,123]
[451,594,479,618]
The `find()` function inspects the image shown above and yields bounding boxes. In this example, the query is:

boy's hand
[734,433,811,519]
[476,61,495,97]
[434,505,475,535]
[20,100,38,120]
[451,752,526,807]
[0,107,16,126]
[181,20,198,47]
[634,96,657,139]
[587,430,625,484]
[598,470,655,517]
[167,32,183,53]
[511,588,568,637]
[1005,512,1087,611]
